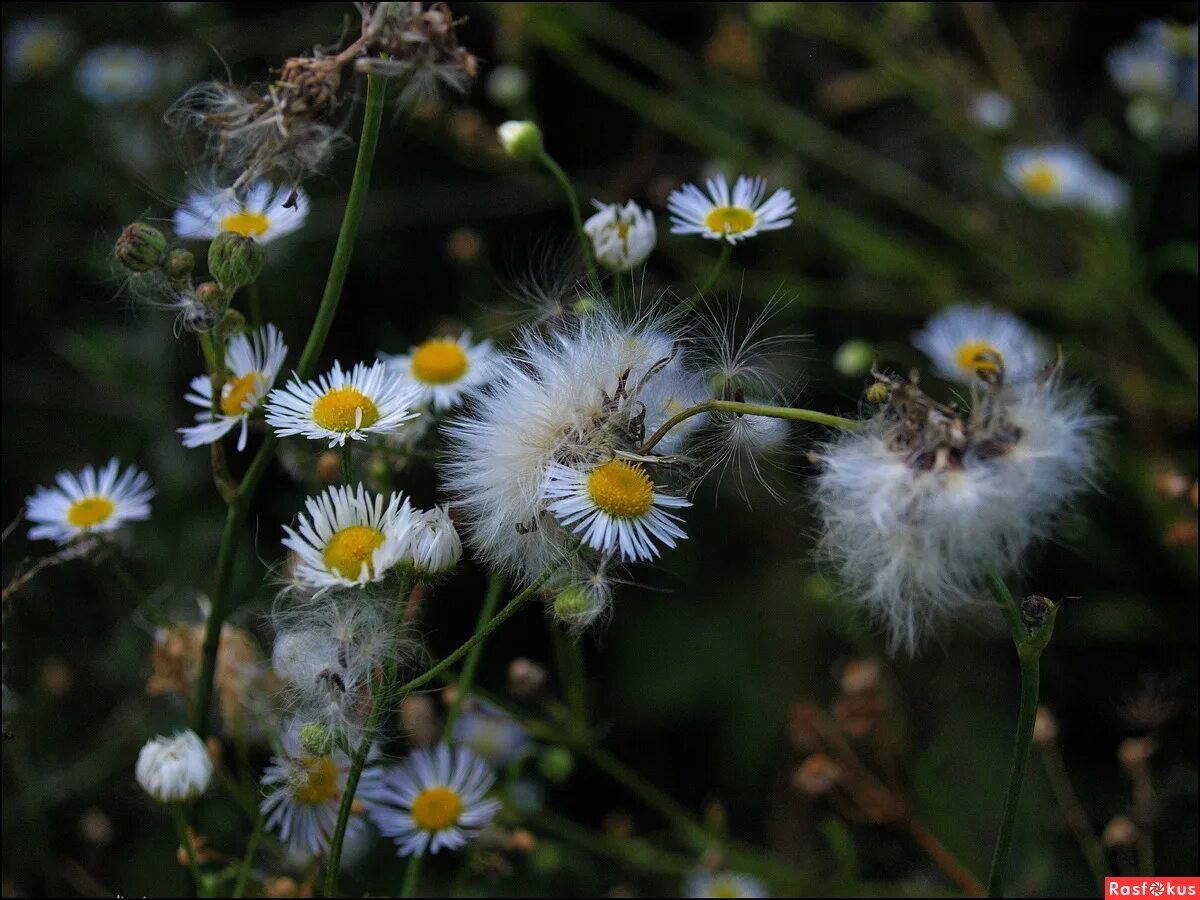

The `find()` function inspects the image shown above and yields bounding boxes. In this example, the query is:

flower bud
[552,587,598,621]
[208,230,263,290]
[507,657,547,697]
[497,120,543,161]
[834,340,875,378]
[1102,815,1138,848]
[135,730,213,803]
[537,746,574,783]
[1033,706,1059,746]
[865,382,890,404]
[194,281,225,315]
[162,248,195,281]
[115,223,167,272]
[299,722,337,756]
[792,753,841,795]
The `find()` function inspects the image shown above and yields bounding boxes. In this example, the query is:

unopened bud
[553,587,596,620]
[299,722,336,756]
[840,658,880,695]
[834,340,875,378]
[1033,706,1059,746]
[1117,736,1155,769]
[194,281,225,315]
[497,120,543,161]
[507,657,547,697]
[538,746,574,783]
[865,382,890,403]
[792,753,841,795]
[115,223,167,272]
[208,231,263,290]
[1102,815,1138,848]
[1020,594,1055,629]
[507,828,537,854]
[163,248,195,281]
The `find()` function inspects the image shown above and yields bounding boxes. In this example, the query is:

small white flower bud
[406,505,462,577]
[497,120,543,161]
[135,730,212,803]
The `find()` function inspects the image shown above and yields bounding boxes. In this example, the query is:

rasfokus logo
[1106,878,1200,897]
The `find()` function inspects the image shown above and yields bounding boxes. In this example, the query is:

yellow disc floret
[1021,163,1062,198]
[704,206,757,235]
[221,372,261,416]
[67,496,115,528]
[220,210,271,239]
[411,785,463,831]
[312,387,379,432]
[586,460,655,520]
[954,340,1004,376]
[322,526,386,580]
[294,755,340,806]
[410,340,470,384]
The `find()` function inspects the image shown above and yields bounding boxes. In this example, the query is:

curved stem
[323,562,563,897]
[986,572,1053,898]
[696,242,732,299]
[232,807,265,898]
[190,73,388,738]
[537,148,600,289]
[1038,741,1107,892]
[638,399,858,455]
[444,572,505,738]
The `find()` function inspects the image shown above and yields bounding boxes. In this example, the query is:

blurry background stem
[550,621,590,726]
[170,805,204,897]
[231,808,265,899]
[1037,737,1108,891]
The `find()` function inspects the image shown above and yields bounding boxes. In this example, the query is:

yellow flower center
[706,882,743,898]
[220,371,261,416]
[312,387,379,432]
[616,221,632,241]
[220,210,271,239]
[410,785,463,831]
[1021,163,1061,198]
[704,205,757,235]
[954,340,1004,375]
[66,496,115,528]
[586,460,655,520]
[410,340,470,384]
[293,755,339,806]
[322,526,386,580]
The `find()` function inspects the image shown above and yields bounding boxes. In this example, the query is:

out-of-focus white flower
[282,485,418,590]
[75,44,158,105]
[1108,21,1197,101]
[912,305,1047,385]
[452,704,529,768]
[968,91,1015,130]
[583,200,657,271]
[135,730,212,803]
[174,182,310,244]
[367,745,501,857]
[180,324,288,451]
[668,174,795,244]
[4,19,72,78]
[1002,145,1129,216]
[25,459,154,545]
[265,360,422,448]
[381,333,498,412]
[486,65,529,106]
[685,871,771,898]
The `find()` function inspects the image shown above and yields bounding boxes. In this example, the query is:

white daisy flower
[1002,145,1129,216]
[4,18,72,79]
[583,200,657,271]
[968,91,1014,131]
[179,324,288,451]
[1109,21,1197,100]
[174,181,310,244]
[25,459,154,545]
[261,720,382,856]
[667,174,795,244]
[381,333,498,412]
[74,44,158,105]
[542,459,690,562]
[685,871,770,898]
[912,305,1047,385]
[282,485,418,590]
[135,730,212,804]
[367,745,502,857]
[265,360,422,448]
[405,505,462,576]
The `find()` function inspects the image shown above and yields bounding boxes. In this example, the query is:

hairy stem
[638,399,858,455]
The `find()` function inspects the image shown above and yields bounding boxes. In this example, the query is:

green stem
[190,72,387,738]
[550,621,589,725]
[324,562,563,897]
[245,281,263,329]
[1037,742,1108,893]
[444,572,506,738]
[696,242,732,298]
[341,441,354,486]
[985,573,1052,898]
[400,855,423,898]
[639,399,858,455]
[232,808,266,898]
[536,148,600,289]
[105,551,147,605]
[171,804,204,896]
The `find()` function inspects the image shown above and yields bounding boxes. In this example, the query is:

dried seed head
[359,1,478,100]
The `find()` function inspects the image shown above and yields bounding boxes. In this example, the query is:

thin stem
[550,622,589,725]
[400,855,423,899]
[1037,741,1107,892]
[536,148,600,289]
[105,550,148,605]
[246,281,263,329]
[190,72,387,738]
[341,441,354,486]
[171,805,204,896]
[526,807,697,876]
[985,572,1052,898]
[444,572,506,739]
[232,808,266,899]
[639,399,858,455]
[903,817,986,897]
[695,242,732,301]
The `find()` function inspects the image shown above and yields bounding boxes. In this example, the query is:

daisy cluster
[814,306,1102,654]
